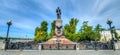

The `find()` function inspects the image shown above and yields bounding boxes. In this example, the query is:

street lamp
[106,18,115,50]
[5,20,12,50]
[107,18,113,38]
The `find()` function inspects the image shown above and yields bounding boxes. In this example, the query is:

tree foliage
[48,20,56,39]
[34,18,106,42]
[77,22,102,41]
[34,21,48,41]
[64,18,79,41]
[94,24,104,41]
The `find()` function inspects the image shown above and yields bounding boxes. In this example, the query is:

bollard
[2,43,5,50]
[76,43,79,51]
[38,43,41,51]
[114,43,118,50]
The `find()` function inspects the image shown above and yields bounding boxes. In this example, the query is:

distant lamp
[7,20,12,26]
[107,18,112,26]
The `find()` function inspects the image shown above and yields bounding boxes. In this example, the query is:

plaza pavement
[0,50,120,55]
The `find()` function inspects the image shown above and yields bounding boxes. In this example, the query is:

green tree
[94,24,103,41]
[83,26,94,41]
[64,18,79,41]
[48,20,56,39]
[34,27,40,36]
[78,21,102,41]
[34,21,48,41]
[40,21,48,32]
[69,18,79,33]
[95,24,104,32]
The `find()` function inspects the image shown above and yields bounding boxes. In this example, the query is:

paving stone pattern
[0,50,120,55]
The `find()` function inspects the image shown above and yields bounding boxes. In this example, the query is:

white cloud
[13,18,38,30]
[34,0,57,13]
[92,0,113,17]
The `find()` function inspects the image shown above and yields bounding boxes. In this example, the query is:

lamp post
[106,18,115,50]
[5,20,12,50]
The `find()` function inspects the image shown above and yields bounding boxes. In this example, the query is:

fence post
[114,43,118,50]
[38,43,41,51]
[2,42,5,50]
[76,43,79,50]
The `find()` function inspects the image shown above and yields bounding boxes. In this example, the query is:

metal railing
[4,41,120,50]
[41,44,76,50]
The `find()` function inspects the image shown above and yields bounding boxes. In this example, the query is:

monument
[44,7,73,45]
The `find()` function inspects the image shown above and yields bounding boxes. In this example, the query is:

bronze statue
[56,7,61,19]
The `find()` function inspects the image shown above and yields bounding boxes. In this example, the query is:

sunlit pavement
[0,50,120,55]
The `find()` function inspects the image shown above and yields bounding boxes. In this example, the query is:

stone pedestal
[44,37,73,44]
[54,19,63,37]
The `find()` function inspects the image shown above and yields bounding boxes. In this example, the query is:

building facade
[100,29,120,42]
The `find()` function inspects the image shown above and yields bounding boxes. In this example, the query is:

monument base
[44,36,74,44]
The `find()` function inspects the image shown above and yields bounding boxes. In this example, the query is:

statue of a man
[56,7,61,19]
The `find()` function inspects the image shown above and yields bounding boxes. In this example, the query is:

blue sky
[0,0,120,38]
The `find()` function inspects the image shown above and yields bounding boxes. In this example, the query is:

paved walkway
[0,50,120,55]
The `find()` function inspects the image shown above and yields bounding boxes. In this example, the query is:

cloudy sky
[0,0,120,38]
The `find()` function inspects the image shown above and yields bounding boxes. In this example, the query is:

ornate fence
[41,44,76,50]
[7,41,39,50]
[5,41,120,50]
[78,41,113,50]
